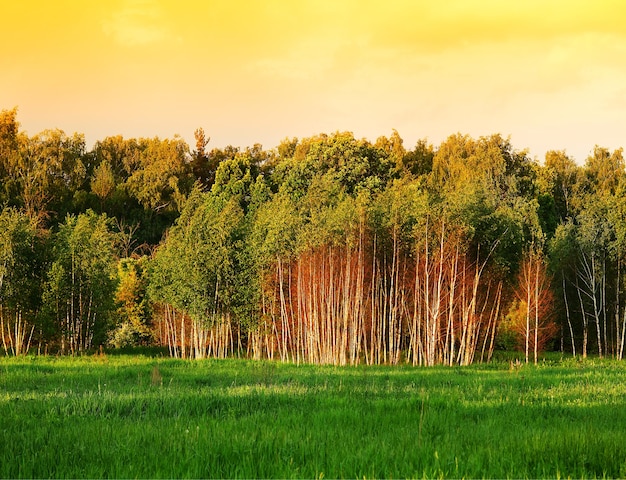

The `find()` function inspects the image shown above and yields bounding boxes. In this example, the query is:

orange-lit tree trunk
[509,249,558,364]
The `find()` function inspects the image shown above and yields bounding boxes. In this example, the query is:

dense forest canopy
[1,106,625,365]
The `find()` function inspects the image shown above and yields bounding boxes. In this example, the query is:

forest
[1,106,625,365]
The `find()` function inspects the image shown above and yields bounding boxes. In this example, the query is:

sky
[1,0,625,163]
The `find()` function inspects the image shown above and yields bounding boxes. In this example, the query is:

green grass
[1,354,626,478]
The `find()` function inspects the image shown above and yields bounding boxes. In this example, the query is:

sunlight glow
[1,0,625,162]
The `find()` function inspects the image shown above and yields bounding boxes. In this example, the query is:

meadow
[1,354,626,478]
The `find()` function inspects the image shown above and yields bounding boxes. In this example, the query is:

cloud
[102,0,181,47]
[363,0,626,55]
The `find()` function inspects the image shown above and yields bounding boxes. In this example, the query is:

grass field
[1,354,626,478]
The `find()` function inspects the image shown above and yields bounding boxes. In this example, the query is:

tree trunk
[562,273,576,357]
[576,275,588,359]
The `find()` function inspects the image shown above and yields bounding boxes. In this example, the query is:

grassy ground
[1,354,626,478]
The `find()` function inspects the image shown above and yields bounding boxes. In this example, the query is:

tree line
[1,107,624,364]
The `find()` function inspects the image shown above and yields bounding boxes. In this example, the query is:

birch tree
[149,156,257,359]
[0,208,40,355]
[42,211,118,353]
[508,249,558,363]
[548,221,579,356]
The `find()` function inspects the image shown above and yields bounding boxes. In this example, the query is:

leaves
[41,210,118,351]
[0,208,39,310]
[5,106,626,360]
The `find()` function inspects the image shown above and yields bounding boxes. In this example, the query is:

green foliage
[0,208,42,355]
[211,151,258,207]
[431,133,535,198]
[536,192,559,239]
[542,150,578,220]
[402,138,435,177]
[250,191,301,263]
[428,134,542,274]
[371,178,430,247]
[149,189,249,326]
[1,128,87,225]
[576,195,612,255]
[89,135,194,245]
[0,108,21,204]
[548,220,578,274]
[109,257,152,348]
[582,146,625,196]
[124,136,193,211]
[41,211,118,351]
[90,160,116,202]
[274,132,395,200]
[6,106,626,360]
[607,181,626,262]
[0,208,39,311]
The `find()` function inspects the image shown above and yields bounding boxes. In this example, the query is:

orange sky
[1,0,625,162]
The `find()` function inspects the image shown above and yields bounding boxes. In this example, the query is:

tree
[607,182,626,359]
[542,150,578,221]
[0,108,21,206]
[292,132,395,196]
[402,139,434,177]
[89,135,195,246]
[431,133,535,199]
[190,127,214,187]
[192,143,242,190]
[108,256,152,348]
[149,186,249,359]
[582,146,624,196]
[91,160,116,206]
[19,129,88,225]
[575,196,612,358]
[507,249,558,364]
[42,211,118,353]
[375,129,406,175]
[0,208,40,355]
[124,136,193,212]
[548,221,579,357]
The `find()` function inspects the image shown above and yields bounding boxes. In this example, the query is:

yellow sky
[1,0,625,162]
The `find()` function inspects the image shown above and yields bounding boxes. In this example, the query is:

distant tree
[92,135,140,180]
[191,127,211,187]
[0,108,19,156]
[91,160,116,207]
[431,133,535,199]
[211,152,258,205]
[375,129,406,175]
[90,135,194,246]
[402,139,434,177]
[276,137,298,160]
[0,108,21,206]
[194,144,241,190]
[543,150,578,220]
[22,129,88,224]
[124,136,193,212]
[582,146,624,197]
